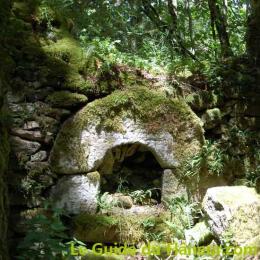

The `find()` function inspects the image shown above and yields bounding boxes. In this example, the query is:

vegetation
[1,0,260,259]
[17,203,68,259]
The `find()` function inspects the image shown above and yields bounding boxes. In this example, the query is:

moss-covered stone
[186,91,220,111]
[87,171,101,186]
[202,108,222,129]
[203,186,260,246]
[46,90,88,108]
[50,87,204,177]
[73,212,172,244]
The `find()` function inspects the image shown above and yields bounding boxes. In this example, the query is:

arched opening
[98,143,163,204]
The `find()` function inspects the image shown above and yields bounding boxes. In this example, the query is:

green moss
[77,87,199,132]
[202,108,222,129]
[74,213,172,244]
[42,30,84,66]
[12,1,36,21]
[50,87,204,175]
[185,90,220,111]
[46,90,88,108]
[87,171,100,186]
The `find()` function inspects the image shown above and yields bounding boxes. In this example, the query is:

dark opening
[100,144,163,204]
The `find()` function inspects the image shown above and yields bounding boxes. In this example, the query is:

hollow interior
[99,144,163,204]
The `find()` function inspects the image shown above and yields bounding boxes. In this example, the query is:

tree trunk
[208,0,233,57]
[247,0,260,65]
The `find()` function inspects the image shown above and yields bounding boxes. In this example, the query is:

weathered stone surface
[162,169,187,201]
[202,108,222,129]
[30,150,48,162]
[185,221,213,245]
[6,90,25,103]
[10,136,41,155]
[44,131,54,144]
[106,193,133,209]
[50,173,100,215]
[11,128,44,142]
[203,186,260,246]
[50,88,204,175]
[186,90,220,111]
[23,121,40,130]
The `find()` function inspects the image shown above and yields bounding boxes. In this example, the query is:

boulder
[202,186,260,246]
[50,87,204,176]
[50,172,100,215]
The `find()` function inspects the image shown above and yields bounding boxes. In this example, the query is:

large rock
[203,186,260,246]
[50,172,100,215]
[50,87,204,175]
[162,169,187,201]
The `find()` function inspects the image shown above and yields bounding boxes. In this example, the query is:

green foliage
[17,203,68,259]
[184,140,225,177]
[163,196,200,239]
[129,188,156,205]
[28,0,249,79]
[97,192,114,213]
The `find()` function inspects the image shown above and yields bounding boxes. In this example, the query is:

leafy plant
[163,196,201,239]
[17,203,68,259]
[129,188,157,205]
[141,217,156,229]
[97,192,114,213]
[184,140,225,178]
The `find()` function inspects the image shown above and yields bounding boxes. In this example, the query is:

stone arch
[99,142,165,203]
[49,88,204,177]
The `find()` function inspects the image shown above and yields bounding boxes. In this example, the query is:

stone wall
[2,0,260,255]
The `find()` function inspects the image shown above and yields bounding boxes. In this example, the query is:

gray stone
[51,118,202,175]
[11,128,44,142]
[106,193,133,209]
[50,89,204,175]
[23,121,40,130]
[185,221,213,245]
[50,173,100,215]
[30,151,48,162]
[202,186,260,246]
[44,132,54,144]
[6,91,25,103]
[162,169,187,201]
[10,136,41,155]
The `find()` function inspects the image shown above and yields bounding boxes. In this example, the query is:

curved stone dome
[50,87,204,175]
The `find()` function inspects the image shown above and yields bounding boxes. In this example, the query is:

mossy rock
[202,108,222,129]
[50,87,204,177]
[73,212,172,244]
[46,90,88,108]
[185,90,220,111]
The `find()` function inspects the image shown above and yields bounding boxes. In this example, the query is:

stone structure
[203,186,260,246]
